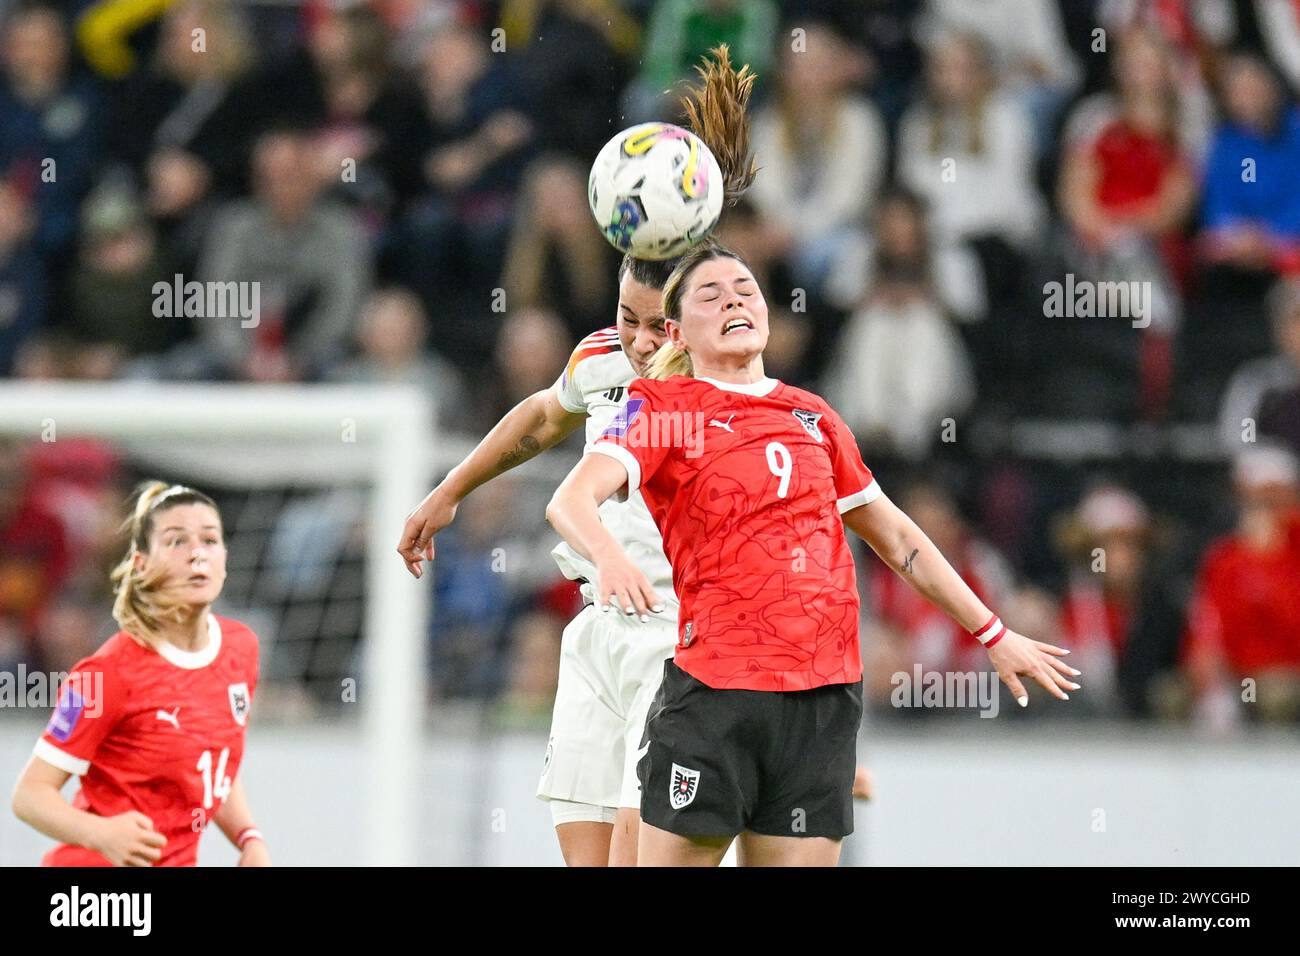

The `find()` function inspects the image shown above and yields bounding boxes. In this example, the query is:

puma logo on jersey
[709,415,736,432]
[155,707,180,729]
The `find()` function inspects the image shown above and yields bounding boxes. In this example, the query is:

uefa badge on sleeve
[669,763,700,810]
[228,683,250,726]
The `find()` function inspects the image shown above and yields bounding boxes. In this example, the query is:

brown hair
[679,44,758,207]
[110,481,221,646]
[618,44,760,289]
[645,239,752,380]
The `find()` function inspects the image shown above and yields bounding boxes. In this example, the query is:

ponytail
[679,44,758,207]
[644,342,694,380]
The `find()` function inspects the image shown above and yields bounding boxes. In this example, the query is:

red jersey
[1183,513,1300,673]
[593,375,879,691]
[34,614,259,867]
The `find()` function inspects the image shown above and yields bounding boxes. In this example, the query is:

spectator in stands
[628,0,778,120]
[483,306,572,428]
[1183,445,1300,726]
[1200,54,1300,275]
[395,16,533,357]
[781,0,924,130]
[862,480,1014,710]
[917,0,1081,153]
[300,3,429,225]
[1057,25,1198,419]
[749,21,885,297]
[1058,26,1197,292]
[1092,0,1225,160]
[0,1,101,264]
[820,189,977,460]
[897,31,1045,256]
[1257,373,1300,454]
[0,441,71,659]
[826,187,987,324]
[501,0,633,163]
[1236,0,1300,94]
[68,182,170,363]
[107,0,257,268]
[429,474,556,700]
[1054,484,1187,716]
[327,287,470,433]
[499,158,619,344]
[0,178,44,375]
[1219,278,1300,450]
[196,127,370,382]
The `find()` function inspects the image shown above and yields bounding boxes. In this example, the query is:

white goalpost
[0,382,434,865]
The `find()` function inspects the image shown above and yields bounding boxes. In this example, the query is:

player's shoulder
[627,374,699,407]
[566,327,624,372]
[774,382,834,414]
[69,630,134,674]
[215,615,260,653]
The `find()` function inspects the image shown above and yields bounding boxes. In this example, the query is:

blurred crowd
[1,0,1299,727]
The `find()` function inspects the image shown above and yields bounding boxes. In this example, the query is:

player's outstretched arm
[842,493,1082,707]
[12,757,166,866]
[397,388,586,578]
[545,454,664,620]
[213,776,269,866]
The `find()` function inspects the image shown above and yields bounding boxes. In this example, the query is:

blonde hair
[110,481,221,647]
[643,239,752,381]
[644,342,694,380]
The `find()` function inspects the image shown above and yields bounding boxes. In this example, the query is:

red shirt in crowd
[1184,512,1300,674]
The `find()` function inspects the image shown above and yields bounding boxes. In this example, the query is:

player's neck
[155,609,211,653]
[692,355,766,385]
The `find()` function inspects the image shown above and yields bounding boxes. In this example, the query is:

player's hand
[90,811,166,867]
[238,840,271,867]
[986,630,1081,707]
[397,485,459,579]
[593,551,664,622]
[852,765,873,801]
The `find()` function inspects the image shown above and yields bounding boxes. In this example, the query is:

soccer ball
[587,122,725,261]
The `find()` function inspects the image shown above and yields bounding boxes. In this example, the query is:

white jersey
[551,326,676,606]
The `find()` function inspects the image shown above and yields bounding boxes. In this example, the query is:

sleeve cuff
[553,382,586,414]
[33,739,90,776]
[837,478,882,514]
[589,443,641,495]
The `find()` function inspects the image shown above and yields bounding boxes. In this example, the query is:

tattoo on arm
[901,548,919,574]
[496,435,542,472]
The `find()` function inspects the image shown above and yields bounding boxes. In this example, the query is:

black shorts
[636,659,863,840]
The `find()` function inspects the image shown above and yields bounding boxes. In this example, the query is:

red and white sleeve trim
[589,443,641,495]
[837,479,882,514]
[971,614,1007,648]
[236,827,264,850]
[33,739,90,776]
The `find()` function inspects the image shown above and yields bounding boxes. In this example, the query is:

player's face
[616,274,667,376]
[141,504,228,607]
[672,256,769,366]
